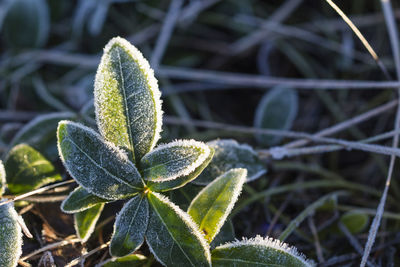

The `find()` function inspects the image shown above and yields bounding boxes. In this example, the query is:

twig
[158,66,400,89]
[285,100,397,148]
[164,116,400,158]
[266,129,400,159]
[65,241,110,267]
[338,222,375,267]
[0,180,74,207]
[6,50,400,89]
[20,236,80,261]
[361,0,400,266]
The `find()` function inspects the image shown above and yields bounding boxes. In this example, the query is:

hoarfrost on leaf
[94,36,162,163]
[110,194,148,257]
[147,147,214,192]
[212,235,315,267]
[146,191,211,267]
[57,120,143,200]
[140,139,211,182]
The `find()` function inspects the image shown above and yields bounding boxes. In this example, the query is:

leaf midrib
[116,47,136,163]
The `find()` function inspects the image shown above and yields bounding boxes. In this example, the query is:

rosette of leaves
[58,37,314,266]
[58,37,214,265]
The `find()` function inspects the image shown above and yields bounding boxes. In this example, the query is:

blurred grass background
[1,0,400,266]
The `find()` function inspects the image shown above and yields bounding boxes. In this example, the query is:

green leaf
[94,37,162,163]
[188,169,246,243]
[211,236,315,267]
[146,192,211,267]
[10,112,76,160]
[194,139,266,185]
[103,254,147,267]
[340,211,369,234]
[110,195,148,257]
[61,186,108,214]
[254,87,298,146]
[5,144,62,194]
[140,139,211,181]
[148,148,214,192]
[2,0,49,49]
[0,202,23,267]
[57,120,143,200]
[74,203,104,242]
[0,161,5,197]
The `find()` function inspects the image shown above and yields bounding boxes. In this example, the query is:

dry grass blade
[325,0,391,79]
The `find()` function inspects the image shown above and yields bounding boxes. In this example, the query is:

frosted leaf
[188,169,247,243]
[61,186,109,214]
[102,254,147,267]
[74,203,104,242]
[57,120,143,200]
[5,144,62,194]
[148,148,214,192]
[140,139,211,183]
[9,112,76,160]
[212,235,315,267]
[94,37,162,163]
[254,87,298,146]
[0,161,5,196]
[0,201,23,267]
[110,195,148,257]
[146,192,211,267]
[193,139,266,185]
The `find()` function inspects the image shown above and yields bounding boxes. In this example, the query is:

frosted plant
[58,37,313,266]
